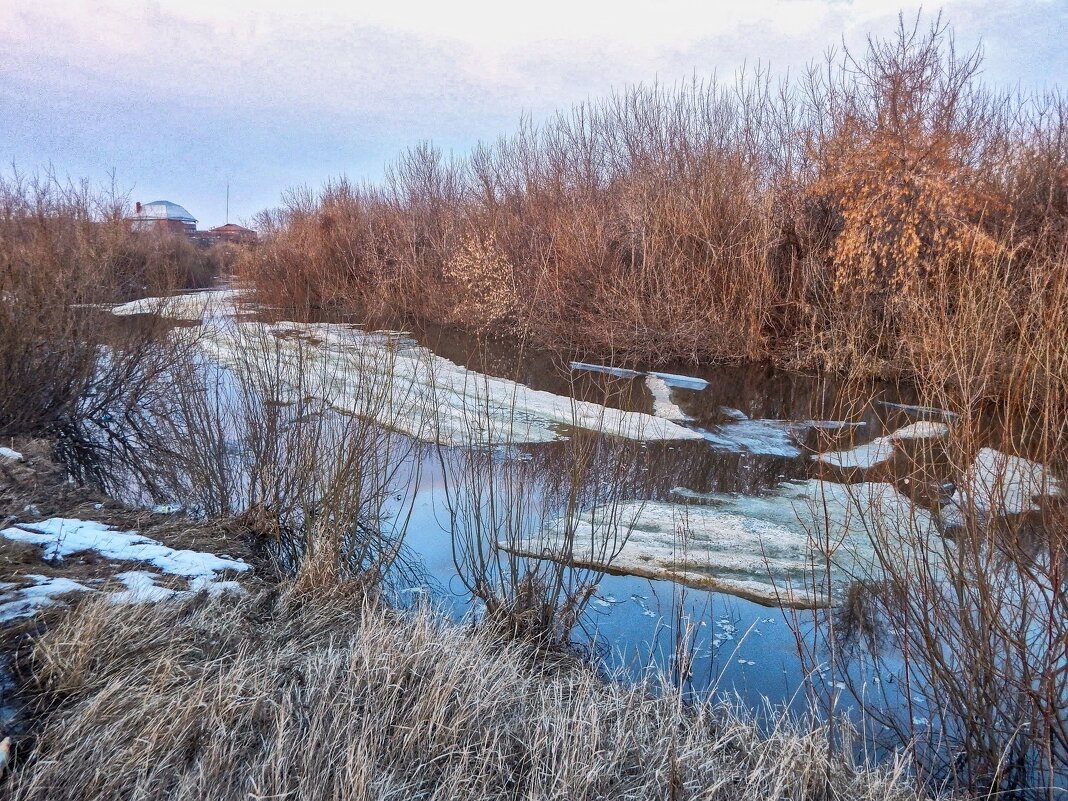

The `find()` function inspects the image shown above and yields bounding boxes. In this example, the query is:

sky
[1,0,1065,228]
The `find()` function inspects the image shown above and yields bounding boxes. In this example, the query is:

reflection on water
[101,290,1065,763]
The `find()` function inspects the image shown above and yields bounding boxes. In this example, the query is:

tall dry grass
[4,586,923,801]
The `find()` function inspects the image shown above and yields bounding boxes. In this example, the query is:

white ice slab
[646,376,692,422]
[815,422,949,469]
[508,480,942,608]
[569,362,642,380]
[0,447,22,461]
[111,288,241,321]
[203,322,706,447]
[648,371,709,391]
[940,448,1062,529]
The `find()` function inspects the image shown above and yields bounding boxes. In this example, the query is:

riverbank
[0,439,927,800]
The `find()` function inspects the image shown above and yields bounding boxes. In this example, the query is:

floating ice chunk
[509,480,942,608]
[815,422,949,469]
[878,401,959,421]
[700,419,802,458]
[0,574,91,622]
[646,376,692,422]
[111,288,242,321]
[204,322,705,446]
[720,407,749,421]
[569,362,642,380]
[648,372,709,391]
[940,448,1061,529]
[0,447,22,461]
[0,518,249,582]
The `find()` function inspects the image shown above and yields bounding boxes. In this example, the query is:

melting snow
[0,447,22,461]
[0,575,91,622]
[0,518,249,583]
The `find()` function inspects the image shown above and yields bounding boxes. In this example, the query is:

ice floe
[568,363,709,391]
[646,376,692,422]
[699,419,803,458]
[815,422,949,470]
[648,372,709,391]
[878,401,959,421]
[507,480,943,608]
[940,448,1062,530]
[569,362,642,380]
[202,322,706,446]
[110,288,242,321]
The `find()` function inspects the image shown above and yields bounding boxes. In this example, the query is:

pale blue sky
[2,0,1064,228]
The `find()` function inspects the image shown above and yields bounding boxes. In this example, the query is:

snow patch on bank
[0,575,91,622]
[1,517,249,583]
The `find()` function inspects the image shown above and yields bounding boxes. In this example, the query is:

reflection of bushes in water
[115,326,430,592]
[440,430,647,650]
[833,581,890,659]
[805,395,1068,798]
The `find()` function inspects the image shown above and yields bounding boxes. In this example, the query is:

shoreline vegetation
[0,12,1065,801]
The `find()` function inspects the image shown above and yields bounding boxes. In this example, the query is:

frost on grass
[815,422,949,469]
[110,288,242,321]
[203,322,706,446]
[940,447,1062,530]
[508,480,943,608]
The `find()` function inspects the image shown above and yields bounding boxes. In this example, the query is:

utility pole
[225,182,230,225]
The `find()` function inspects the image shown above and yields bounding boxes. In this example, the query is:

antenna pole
[226,182,230,224]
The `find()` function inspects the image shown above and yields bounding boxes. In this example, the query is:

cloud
[0,0,1062,226]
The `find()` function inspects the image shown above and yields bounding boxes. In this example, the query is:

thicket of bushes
[241,18,1067,404]
[0,171,217,438]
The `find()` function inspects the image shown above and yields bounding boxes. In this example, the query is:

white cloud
[0,0,1062,226]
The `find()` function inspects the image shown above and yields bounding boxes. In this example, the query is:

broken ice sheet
[203,322,706,447]
[507,480,943,608]
[815,422,949,470]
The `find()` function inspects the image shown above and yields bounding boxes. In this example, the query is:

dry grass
[4,586,923,801]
